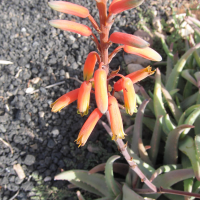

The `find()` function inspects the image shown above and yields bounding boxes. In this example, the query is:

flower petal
[109,0,144,15]
[108,95,125,140]
[48,1,89,18]
[51,88,79,112]
[77,81,92,116]
[114,66,155,91]
[109,32,149,48]
[94,68,108,114]
[75,108,103,147]
[83,52,98,81]
[124,45,162,61]
[122,77,137,115]
[49,20,92,36]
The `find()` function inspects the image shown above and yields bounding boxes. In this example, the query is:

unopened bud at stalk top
[48,1,89,18]
[49,20,93,36]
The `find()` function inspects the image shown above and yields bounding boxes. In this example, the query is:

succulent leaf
[181,70,198,87]
[122,183,146,200]
[149,116,163,165]
[131,99,149,155]
[105,155,122,196]
[55,170,111,196]
[150,164,182,182]
[161,84,183,123]
[164,125,194,165]
[179,136,200,181]
[165,43,200,91]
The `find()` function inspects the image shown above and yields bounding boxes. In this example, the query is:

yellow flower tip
[122,77,137,116]
[108,96,125,141]
[50,89,79,113]
[145,66,156,75]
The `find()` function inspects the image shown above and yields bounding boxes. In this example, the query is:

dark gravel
[0,0,171,199]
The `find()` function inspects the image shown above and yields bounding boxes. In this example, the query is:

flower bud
[108,95,125,140]
[51,89,79,112]
[49,20,92,36]
[124,45,162,61]
[109,0,144,15]
[48,1,89,18]
[77,81,92,116]
[94,68,108,114]
[109,32,149,48]
[122,77,137,115]
[75,108,103,147]
[83,52,98,81]
[114,66,155,91]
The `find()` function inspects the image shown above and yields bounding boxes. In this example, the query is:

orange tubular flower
[83,52,98,81]
[94,68,108,114]
[108,95,126,140]
[77,81,92,116]
[48,1,89,18]
[51,88,79,112]
[123,45,162,61]
[114,66,155,91]
[49,20,93,36]
[109,0,144,15]
[122,77,137,115]
[109,32,149,48]
[75,108,103,147]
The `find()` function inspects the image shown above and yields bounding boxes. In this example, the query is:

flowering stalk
[48,0,162,193]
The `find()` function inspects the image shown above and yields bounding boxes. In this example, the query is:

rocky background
[0,0,181,199]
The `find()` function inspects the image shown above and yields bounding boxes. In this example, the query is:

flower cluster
[48,0,162,147]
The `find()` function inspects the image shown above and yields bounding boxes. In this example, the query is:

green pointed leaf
[195,135,200,163]
[179,136,200,181]
[181,92,198,110]
[105,155,121,196]
[163,114,176,134]
[166,43,200,91]
[143,168,194,199]
[181,108,200,137]
[114,193,122,200]
[55,170,110,196]
[193,180,200,194]
[122,184,145,200]
[181,70,197,87]
[149,116,163,165]
[150,164,181,182]
[127,148,155,179]
[154,68,166,118]
[164,125,194,164]
[143,117,155,132]
[131,99,150,155]
[161,84,182,123]
[183,178,193,197]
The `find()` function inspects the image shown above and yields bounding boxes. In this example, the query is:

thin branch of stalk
[134,187,200,198]
[99,119,157,192]
[108,45,124,63]
[91,33,101,53]
[88,14,101,33]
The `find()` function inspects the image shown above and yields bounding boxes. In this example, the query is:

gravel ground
[0,0,172,199]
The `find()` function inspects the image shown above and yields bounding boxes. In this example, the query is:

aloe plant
[52,2,200,200]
